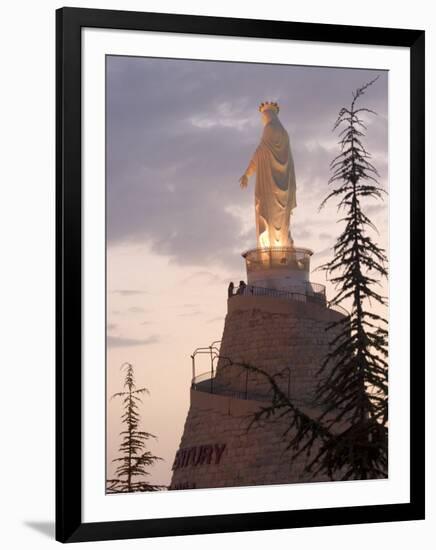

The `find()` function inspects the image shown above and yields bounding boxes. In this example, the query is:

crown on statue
[259,101,280,113]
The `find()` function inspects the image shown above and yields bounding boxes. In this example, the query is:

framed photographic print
[56,7,425,543]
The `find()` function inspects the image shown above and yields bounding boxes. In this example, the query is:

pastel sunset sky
[106,55,388,488]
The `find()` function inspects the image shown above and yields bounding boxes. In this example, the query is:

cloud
[319,232,332,240]
[107,323,117,331]
[206,316,224,324]
[128,306,147,313]
[292,226,312,240]
[312,246,333,262]
[181,271,223,285]
[365,203,388,217]
[178,310,202,317]
[107,56,388,270]
[107,334,160,348]
[111,289,147,296]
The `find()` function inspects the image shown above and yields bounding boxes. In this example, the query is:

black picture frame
[56,6,425,543]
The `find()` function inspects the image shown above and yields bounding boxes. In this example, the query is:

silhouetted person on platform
[237,281,247,295]
[228,281,234,298]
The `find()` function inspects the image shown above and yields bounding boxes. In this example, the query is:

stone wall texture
[170,295,346,491]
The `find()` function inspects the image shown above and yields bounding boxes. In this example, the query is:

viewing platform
[229,281,327,306]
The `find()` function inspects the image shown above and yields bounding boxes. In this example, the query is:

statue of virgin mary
[239,102,297,249]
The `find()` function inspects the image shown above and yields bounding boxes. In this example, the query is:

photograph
[0,1,429,547]
[105,56,389,493]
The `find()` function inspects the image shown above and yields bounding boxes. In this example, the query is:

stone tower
[170,246,346,490]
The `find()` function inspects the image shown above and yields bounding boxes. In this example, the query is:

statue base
[242,246,313,293]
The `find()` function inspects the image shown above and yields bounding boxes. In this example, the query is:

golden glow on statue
[239,102,297,249]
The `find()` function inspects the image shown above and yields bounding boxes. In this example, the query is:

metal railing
[190,340,221,387]
[230,282,326,305]
[191,368,318,407]
[191,367,292,402]
[229,282,350,318]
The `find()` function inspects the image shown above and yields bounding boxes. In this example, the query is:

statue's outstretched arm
[239,153,257,189]
[245,154,257,177]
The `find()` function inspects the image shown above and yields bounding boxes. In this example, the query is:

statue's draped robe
[247,113,296,248]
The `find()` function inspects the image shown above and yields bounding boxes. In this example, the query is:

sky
[106,55,388,489]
